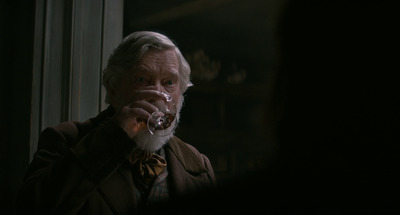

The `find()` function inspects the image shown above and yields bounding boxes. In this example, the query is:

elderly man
[17,31,216,215]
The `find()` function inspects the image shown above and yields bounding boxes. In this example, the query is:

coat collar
[165,136,208,174]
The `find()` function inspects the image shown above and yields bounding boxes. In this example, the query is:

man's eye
[136,77,147,83]
[165,80,175,86]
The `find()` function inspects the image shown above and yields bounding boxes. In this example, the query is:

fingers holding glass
[146,92,177,136]
[115,90,177,137]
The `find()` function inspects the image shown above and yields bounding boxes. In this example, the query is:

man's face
[109,48,181,108]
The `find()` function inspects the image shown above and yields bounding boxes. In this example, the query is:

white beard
[133,97,183,152]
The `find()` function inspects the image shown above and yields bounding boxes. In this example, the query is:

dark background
[1,1,35,214]
[2,0,399,213]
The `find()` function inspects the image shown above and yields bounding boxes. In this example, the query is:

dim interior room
[1,1,284,213]
[2,0,399,213]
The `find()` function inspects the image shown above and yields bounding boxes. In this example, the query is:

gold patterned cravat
[128,149,167,186]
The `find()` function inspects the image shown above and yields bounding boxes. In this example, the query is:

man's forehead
[129,64,179,76]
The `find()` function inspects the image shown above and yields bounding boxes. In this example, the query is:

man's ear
[106,84,116,105]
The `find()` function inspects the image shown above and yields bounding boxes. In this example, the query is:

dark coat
[16,107,216,215]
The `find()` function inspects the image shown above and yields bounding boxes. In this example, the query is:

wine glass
[146,92,177,136]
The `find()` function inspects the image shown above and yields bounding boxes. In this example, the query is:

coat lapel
[165,137,210,197]
[166,137,207,174]
[97,163,137,214]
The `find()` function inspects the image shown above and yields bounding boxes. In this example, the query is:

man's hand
[111,90,167,139]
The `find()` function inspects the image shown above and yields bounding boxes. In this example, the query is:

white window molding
[30,0,123,159]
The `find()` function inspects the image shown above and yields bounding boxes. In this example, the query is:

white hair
[102,31,193,103]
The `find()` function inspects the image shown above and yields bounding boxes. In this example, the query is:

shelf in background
[186,81,271,99]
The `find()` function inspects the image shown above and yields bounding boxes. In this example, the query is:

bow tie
[128,149,167,186]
